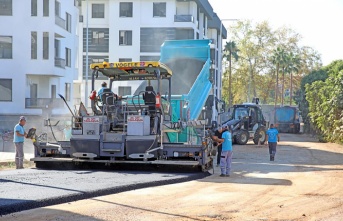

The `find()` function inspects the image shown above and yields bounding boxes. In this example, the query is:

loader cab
[231,104,265,129]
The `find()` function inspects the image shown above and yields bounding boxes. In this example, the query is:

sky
[208,0,343,65]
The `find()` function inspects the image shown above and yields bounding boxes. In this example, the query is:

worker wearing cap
[13,116,28,169]
[97,81,121,103]
[97,81,109,102]
[217,126,233,177]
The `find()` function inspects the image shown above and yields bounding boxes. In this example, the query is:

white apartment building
[76,0,227,107]
[0,0,79,119]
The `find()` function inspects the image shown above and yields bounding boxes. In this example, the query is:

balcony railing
[55,57,66,68]
[55,15,66,29]
[174,15,194,22]
[25,98,65,109]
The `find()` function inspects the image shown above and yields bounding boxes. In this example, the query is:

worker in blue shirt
[97,81,109,102]
[266,124,280,161]
[13,116,28,169]
[97,81,121,104]
[217,126,233,177]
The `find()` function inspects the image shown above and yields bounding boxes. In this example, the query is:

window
[119,30,132,45]
[43,0,49,16]
[84,28,109,52]
[0,0,12,16]
[74,0,81,7]
[65,48,71,67]
[51,85,56,98]
[31,0,37,16]
[118,86,131,96]
[54,39,60,57]
[140,56,159,61]
[0,36,12,59]
[120,2,132,17]
[0,79,12,101]
[43,32,49,59]
[66,13,71,32]
[65,83,71,101]
[153,2,166,17]
[119,58,132,62]
[31,32,37,59]
[92,4,104,18]
[92,31,104,44]
[55,0,60,16]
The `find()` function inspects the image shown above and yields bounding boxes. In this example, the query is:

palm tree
[285,52,301,106]
[271,47,285,108]
[223,41,239,107]
[280,52,290,106]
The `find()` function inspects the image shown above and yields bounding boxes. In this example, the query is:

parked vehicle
[274,106,301,133]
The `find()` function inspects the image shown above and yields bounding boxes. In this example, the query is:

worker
[13,116,28,169]
[97,81,109,102]
[217,126,233,177]
[97,81,121,104]
[211,126,224,167]
[265,124,280,161]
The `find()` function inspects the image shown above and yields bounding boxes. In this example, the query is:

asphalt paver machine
[31,61,214,171]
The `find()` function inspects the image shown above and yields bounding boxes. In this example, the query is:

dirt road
[2,133,343,221]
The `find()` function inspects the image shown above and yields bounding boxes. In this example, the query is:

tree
[284,52,301,105]
[271,47,285,107]
[223,41,239,107]
[222,20,322,106]
[305,60,343,143]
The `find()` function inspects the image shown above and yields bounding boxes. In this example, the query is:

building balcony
[55,15,66,29]
[55,57,66,69]
[25,98,65,109]
[174,15,194,22]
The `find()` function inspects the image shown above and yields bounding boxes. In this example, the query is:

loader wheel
[236,130,249,145]
[253,126,266,145]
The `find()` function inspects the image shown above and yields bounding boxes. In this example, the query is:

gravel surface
[0,167,208,216]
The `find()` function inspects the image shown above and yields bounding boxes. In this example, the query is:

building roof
[207,13,228,39]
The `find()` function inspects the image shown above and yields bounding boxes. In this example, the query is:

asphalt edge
[0,171,210,216]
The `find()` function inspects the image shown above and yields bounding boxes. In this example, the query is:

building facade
[0,0,79,119]
[0,0,226,126]
[76,0,227,111]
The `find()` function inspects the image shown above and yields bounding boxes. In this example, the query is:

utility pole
[85,0,89,107]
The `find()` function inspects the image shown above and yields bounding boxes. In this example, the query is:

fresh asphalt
[0,166,209,216]
[0,139,209,216]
